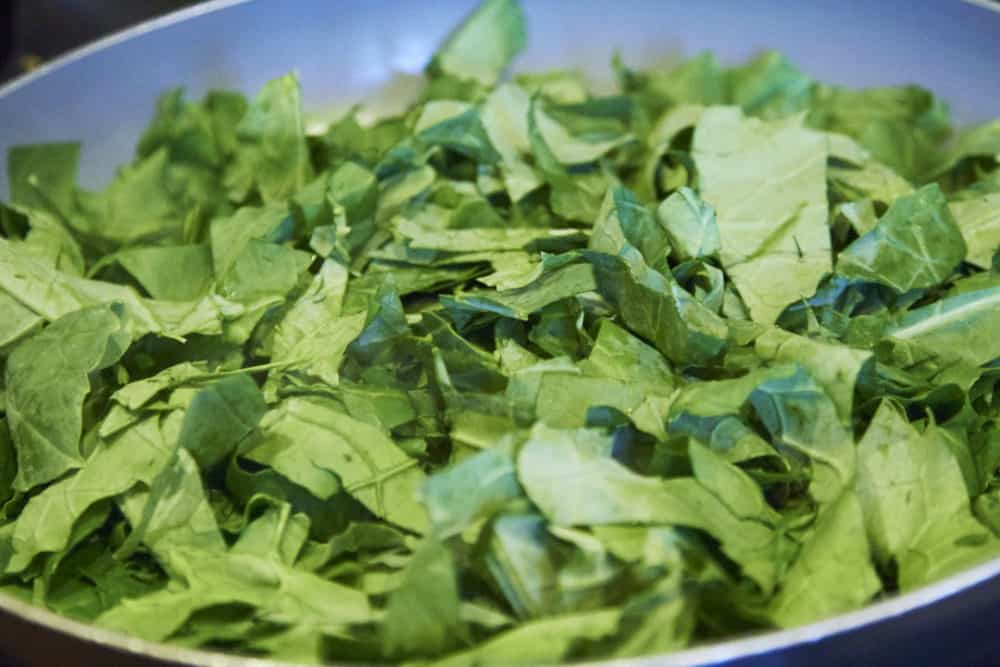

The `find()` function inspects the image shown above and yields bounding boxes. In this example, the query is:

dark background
[0,0,201,84]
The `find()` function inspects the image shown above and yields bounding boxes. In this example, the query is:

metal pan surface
[1,1,999,665]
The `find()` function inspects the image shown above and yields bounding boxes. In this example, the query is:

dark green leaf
[837,184,966,291]
[382,539,462,657]
[8,142,79,215]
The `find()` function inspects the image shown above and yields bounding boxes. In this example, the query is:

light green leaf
[693,106,831,323]
[590,186,671,273]
[383,540,462,658]
[749,366,855,504]
[428,609,620,667]
[117,446,227,558]
[243,397,428,533]
[950,193,1000,269]
[5,417,169,574]
[587,247,728,366]
[430,0,526,86]
[856,402,1000,590]
[417,108,502,164]
[727,51,812,119]
[225,73,312,202]
[517,423,779,589]
[109,244,214,301]
[0,238,223,339]
[768,491,880,626]
[97,547,371,642]
[887,286,1000,367]
[422,445,522,539]
[754,327,871,424]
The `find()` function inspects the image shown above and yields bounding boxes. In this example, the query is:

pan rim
[3,555,1000,667]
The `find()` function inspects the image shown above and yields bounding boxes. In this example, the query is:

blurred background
[0,0,203,83]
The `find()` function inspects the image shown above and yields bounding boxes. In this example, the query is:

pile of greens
[3,0,1000,663]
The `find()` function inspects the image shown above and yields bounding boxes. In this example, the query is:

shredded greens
[3,0,1000,663]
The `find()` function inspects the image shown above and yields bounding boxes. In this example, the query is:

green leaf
[727,51,812,119]
[444,260,597,323]
[417,108,502,164]
[856,402,1000,590]
[749,366,855,504]
[807,83,950,182]
[429,0,526,86]
[0,421,14,507]
[428,609,620,667]
[0,237,223,339]
[242,397,428,533]
[533,373,646,429]
[754,327,871,424]
[209,201,294,281]
[117,446,227,559]
[383,539,462,658]
[136,88,223,167]
[949,193,1000,269]
[4,417,168,574]
[6,304,131,491]
[689,440,780,525]
[886,286,1000,367]
[231,501,310,565]
[225,73,312,202]
[107,244,214,301]
[528,96,612,223]
[481,83,543,201]
[658,187,720,262]
[0,291,43,351]
[768,491,880,626]
[398,219,583,253]
[10,200,84,277]
[590,186,671,273]
[43,542,167,622]
[270,263,366,387]
[837,184,966,291]
[935,119,1000,176]
[422,445,522,539]
[533,105,633,166]
[79,149,189,245]
[481,510,559,618]
[580,319,675,390]
[8,142,80,215]
[693,106,831,323]
[177,374,266,470]
[632,52,726,109]
[609,567,696,657]
[586,247,728,366]
[828,159,914,208]
[97,547,371,642]
[517,424,780,589]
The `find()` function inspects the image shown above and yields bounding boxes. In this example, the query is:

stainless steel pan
[2,1,1000,665]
